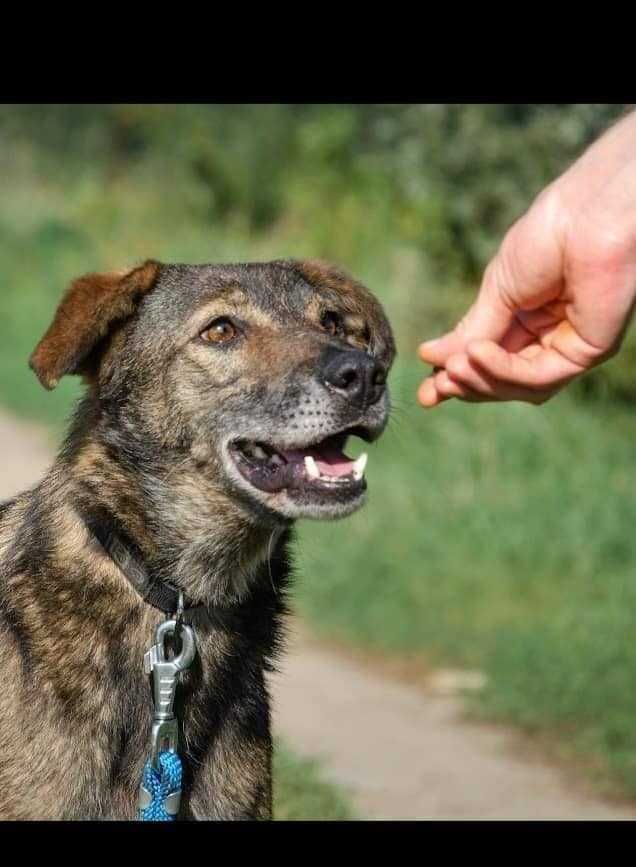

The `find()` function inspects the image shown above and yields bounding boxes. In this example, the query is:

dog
[0,258,395,819]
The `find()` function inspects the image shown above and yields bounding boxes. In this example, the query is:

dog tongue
[313,450,355,478]
[282,443,355,478]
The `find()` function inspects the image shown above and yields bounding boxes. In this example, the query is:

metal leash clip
[138,612,197,817]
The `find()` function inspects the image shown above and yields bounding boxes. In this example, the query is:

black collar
[77,501,206,617]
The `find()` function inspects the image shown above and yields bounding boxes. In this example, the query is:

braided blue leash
[139,751,183,821]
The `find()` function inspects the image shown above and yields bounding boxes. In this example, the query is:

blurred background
[1,104,635,817]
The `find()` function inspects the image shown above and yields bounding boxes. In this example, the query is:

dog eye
[321,311,345,338]
[200,317,238,344]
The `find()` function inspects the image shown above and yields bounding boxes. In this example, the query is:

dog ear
[29,260,162,390]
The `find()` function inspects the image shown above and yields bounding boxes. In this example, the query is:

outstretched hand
[418,110,636,408]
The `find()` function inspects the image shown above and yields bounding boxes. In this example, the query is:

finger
[445,351,558,404]
[417,376,446,408]
[418,255,525,367]
[418,298,514,366]
[466,339,584,390]
[424,308,554,369]
[419,329,468,366]
[517,302,569,336]
[446,353,496,394]
[546,317,613,369]
[418,365,506,407]
[434,368,473,399]
[420,196,568,367]
[417,370,473,408]
[434,369,490,404]
[504,309,605,370]
[500,319,537,354]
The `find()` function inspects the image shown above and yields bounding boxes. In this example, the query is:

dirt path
[270,629,636,819]
[2,409,634,820]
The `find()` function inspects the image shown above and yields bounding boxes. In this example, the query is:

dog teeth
[252,445,269,460]
[304,456,320,479]
[352,453,368,481]
[269,454,284,467]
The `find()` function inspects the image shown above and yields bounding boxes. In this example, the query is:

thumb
[419,258,517,366]
[418,329,467,366]
[419,199,566,367]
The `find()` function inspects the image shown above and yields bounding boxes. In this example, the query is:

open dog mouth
[228,431,368,496]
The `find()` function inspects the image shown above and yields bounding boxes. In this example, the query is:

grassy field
[2,112,636,803]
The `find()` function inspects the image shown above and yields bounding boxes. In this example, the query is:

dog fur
[0,259,394,819]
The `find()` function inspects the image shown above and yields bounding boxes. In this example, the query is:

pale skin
[418,109,636,408]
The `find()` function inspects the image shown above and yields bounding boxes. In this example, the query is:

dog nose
[319,346,386,408]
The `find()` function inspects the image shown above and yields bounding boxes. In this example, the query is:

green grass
[273,742,354,820]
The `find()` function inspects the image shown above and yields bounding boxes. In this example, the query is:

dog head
[31,259,395,522]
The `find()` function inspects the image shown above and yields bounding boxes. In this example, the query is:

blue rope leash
[139,751,183,821]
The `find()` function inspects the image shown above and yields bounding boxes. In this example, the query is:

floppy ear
[29,259,162,390]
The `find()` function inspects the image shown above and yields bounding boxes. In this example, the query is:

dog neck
[58,396,285,610]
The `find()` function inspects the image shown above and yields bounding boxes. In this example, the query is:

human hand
[418,110,636,407]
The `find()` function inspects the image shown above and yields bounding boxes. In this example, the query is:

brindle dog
[0,259,394,820]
